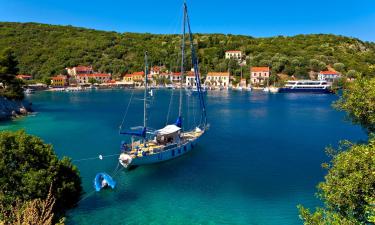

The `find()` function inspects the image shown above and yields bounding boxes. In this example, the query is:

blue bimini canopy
[120,127,147,138]
[94,172,116,192]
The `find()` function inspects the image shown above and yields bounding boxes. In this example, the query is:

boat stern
[119,153,133,168]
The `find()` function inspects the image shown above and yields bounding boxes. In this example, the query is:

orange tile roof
[151,66,165,72]
[319,70,338,75]
[16,75,32,79]
[74,65,93,71]
[132,71,145,76]
[207,72,230,77]
[172,72,182,76]
[251,67,270,72]
[186,71,199,77]
[51,75,67,80]
[226,50,242,53]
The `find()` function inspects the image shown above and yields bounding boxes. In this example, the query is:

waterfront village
[17,50,344,93]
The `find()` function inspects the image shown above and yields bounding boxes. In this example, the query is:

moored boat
[118,3,207,168]
[269,86,279,93]
[94,172,116,192]
[24,88,35,94]
[278,80,332,93]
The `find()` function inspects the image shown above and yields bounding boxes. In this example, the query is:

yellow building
[51,75,67,87]
[122,71,145,86]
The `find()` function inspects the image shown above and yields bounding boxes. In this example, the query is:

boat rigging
[118,2,208,168]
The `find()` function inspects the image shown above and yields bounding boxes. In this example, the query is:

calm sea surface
[0,89,366,225]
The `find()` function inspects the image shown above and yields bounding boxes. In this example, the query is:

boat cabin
[155,125,181,145]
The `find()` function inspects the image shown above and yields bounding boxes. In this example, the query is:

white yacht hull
[130,137,199,166]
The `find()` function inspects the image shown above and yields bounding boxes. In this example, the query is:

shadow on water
[73,188,140,214]
[69,147,200,213]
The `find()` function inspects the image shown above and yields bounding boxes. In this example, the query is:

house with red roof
[250,67,270,85]
[51,75,68,87]
[122,72,145,86]
[204,72,230,89]
[318,70,341,82]
[185,72,196,87]
[66,65,93,76]
[150,66,166,76]
[225,50,242,60]
[171,72,182,83]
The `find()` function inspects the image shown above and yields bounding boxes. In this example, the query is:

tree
[334,77,375,134]
[0,130,82,220]
[88,77,99,84]
[346,70,359,78]
[0,48,24,100]
[299,76,375,224]
[333,62,345,72]
[1,22,375,80]
[298,138,375,224]
[309,59,326,72]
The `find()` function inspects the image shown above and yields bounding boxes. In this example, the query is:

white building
[76,73,111,84]
[250,67,270,85]
[205,72,230,89]
[66,65,93,76]
[170,72,182,83]
[150,66,166,76]
[185,72,196,87]
[225,50,242,60]
[318,71,341,82]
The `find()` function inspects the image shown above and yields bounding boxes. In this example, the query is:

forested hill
[1,21,375,80]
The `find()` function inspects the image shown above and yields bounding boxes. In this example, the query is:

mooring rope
[72,153,120,163]
[76,190,97,205]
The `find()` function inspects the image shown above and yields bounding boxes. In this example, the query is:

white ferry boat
[278,80,332,93]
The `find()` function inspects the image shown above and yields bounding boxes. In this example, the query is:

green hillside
[1,22,375,80]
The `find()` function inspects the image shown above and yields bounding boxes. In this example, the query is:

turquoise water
[0,90,366,225]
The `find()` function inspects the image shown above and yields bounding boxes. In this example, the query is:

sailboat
[235,66,246,91]
[263,77,270,92]
[118,3,207,168]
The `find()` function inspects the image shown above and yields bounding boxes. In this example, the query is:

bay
[0,90,366,225]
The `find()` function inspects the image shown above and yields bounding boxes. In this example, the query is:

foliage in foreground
[0,186,65,225]
[334,77,375,134]
[0,48,24,100]
[0,130,82,222]
[298,138,375,224]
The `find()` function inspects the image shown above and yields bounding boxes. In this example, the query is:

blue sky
[1,0,375,42]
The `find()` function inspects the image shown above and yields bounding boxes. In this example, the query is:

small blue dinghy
[94,172,116,192]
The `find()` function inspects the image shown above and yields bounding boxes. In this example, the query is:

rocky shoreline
[0,97,32,120]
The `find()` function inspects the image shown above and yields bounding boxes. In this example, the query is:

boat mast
[144,52,148,130]
[179,3,186,122]
[185,3,207,129]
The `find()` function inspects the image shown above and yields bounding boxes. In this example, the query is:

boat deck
[126,129,203,158]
